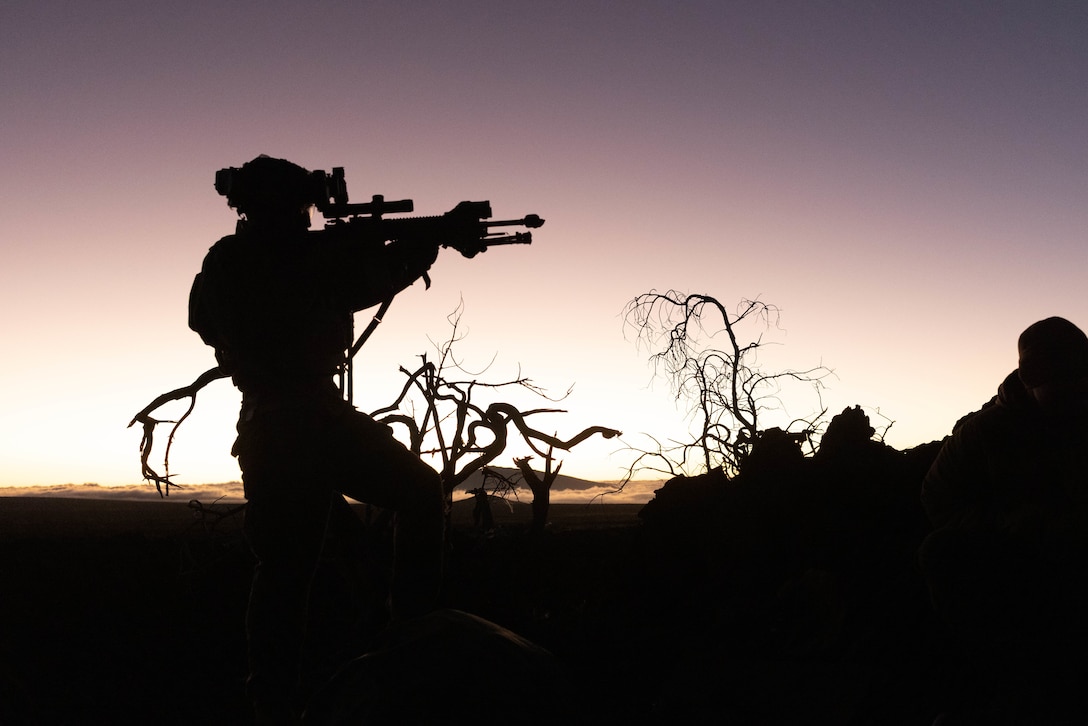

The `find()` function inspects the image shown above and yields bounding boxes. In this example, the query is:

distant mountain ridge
[458,466,607,492]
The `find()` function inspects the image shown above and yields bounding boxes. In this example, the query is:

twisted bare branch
[128,366,230,496]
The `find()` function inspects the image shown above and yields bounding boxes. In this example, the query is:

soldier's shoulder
[207,233,243,254]
[203,233,257,267]
[949,398,1026,458]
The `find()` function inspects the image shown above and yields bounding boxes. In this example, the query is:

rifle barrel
[480,232,533,245]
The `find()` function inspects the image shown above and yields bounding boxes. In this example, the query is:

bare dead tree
[513,446,561,535]
[623,290,831,478]
[371,306,621,503]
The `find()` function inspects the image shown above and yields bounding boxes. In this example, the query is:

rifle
[302,168,544,397]
[319,192,544,260]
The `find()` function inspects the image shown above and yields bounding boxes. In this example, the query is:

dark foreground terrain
[0,494,1083,724]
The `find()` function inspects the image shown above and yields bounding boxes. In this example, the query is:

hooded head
[1017,317,1088,388]
[1017,317,1088,417]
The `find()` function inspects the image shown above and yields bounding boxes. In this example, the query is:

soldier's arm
[337,239,440,312]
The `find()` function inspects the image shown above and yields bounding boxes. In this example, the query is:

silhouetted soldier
[920,317,1088,717]
[188,155,444,724]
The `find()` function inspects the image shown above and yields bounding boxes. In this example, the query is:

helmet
[215,155,315,218]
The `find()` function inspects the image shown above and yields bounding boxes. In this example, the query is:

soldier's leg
[243,490,332,712]
[331,411,445,618]
[236,416,335,722]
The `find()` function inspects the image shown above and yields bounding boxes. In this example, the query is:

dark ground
[0,495,1083,725]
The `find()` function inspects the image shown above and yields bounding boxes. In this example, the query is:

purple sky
[2,1,1086,489]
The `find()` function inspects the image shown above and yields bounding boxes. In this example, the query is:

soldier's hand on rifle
[413,240,441,270]
[386,240,441,290]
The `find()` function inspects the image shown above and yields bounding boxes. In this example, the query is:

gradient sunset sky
[2,1,1085,489]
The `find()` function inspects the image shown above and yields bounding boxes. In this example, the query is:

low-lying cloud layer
[0,474,663,505]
